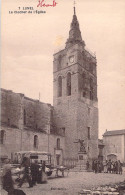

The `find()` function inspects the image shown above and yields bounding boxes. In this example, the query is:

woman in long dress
[41,161,47,183]
[103,160,107,173]
[2,159,14,195]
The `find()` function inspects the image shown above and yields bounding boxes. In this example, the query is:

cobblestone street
[2,171,124,195]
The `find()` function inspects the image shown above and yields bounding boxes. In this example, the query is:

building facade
[0,8,99,166]
[103,129,125,162]
[0,88,65,166]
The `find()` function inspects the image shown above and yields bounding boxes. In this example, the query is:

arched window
[24,109,26,125]
[57,138,60,149]
[90,78,94,100]
[57,55,62,71]
[89,63,93,73]
[0,130,6,144]
[82,73,86,88]
[34,135,38,149]
[82,73,86,97]
[58,76,62,97]
[90,90,93,100]
[67,73,71,96]
[90,78,93,89]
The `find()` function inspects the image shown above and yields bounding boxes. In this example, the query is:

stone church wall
[1,89,22,129]
[76,99,98,160]
[0,126,65,165]
[1,88,52,134]
[23,97,51,133]
[53,96,78,159]
[0,89,65,165]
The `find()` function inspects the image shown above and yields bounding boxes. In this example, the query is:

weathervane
[74,0,76,6]
[73,0,76,15]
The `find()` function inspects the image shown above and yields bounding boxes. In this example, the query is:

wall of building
[76,99,98,160]
[1,89,52,133]
[1,89,22,129]
[53,95,78,159]
[1,89,52,132]
[0,89,65,166]
[49,133,65,165]
[0,126,65,165]
[23,97,51,133]
[103,135,125,162]
[53,95,98,160]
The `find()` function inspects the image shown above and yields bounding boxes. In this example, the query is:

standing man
[94,160,98,173]
[18,157,33,188]
[30,160,39,186]
[41,161,47,183]
[92,160,95,172]
[107,159,111,173]
[118,160,123,174]
[86,160,90,171]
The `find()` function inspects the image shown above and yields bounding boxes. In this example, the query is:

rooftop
[1,88,53,107]
[103,129,125,137]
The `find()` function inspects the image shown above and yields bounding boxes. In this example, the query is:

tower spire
[65,0,85,48]
[74,0,76,15]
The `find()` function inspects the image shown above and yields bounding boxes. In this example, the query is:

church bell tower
[53,6,98,162]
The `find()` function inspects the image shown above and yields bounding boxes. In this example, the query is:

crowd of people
[17,157,47,188]
[92,159,123,174]
[2,157,47,195]
[1,157,124,194]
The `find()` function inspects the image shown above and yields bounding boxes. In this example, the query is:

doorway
[56,154,60,165]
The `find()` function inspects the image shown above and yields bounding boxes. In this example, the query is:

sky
[1,0,125,138]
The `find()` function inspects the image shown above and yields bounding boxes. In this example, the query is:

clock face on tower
[69,56,74,64]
